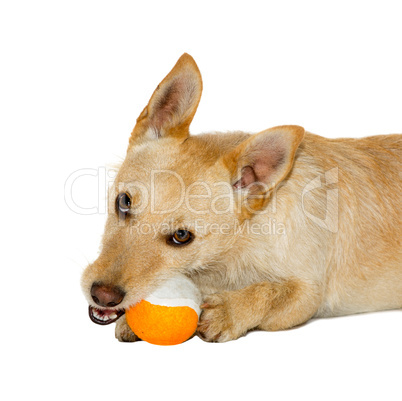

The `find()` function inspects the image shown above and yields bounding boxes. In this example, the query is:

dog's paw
[197,293,245,343]
[115,315,139,343]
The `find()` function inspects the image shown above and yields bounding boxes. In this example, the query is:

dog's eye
[115,192,131,216]
[168,230,193,246]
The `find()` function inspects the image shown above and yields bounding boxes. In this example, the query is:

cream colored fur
[81,54,401,342]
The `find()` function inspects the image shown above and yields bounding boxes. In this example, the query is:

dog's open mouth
[88,306,125,325]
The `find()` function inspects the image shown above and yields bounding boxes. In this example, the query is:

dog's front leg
[115,314,139,342]
[197,280,321,342]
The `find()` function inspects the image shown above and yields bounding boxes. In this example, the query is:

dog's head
[81,53,304,324]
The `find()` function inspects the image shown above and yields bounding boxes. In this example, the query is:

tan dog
[81,53,402,342]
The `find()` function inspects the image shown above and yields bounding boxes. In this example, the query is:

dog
[81,53,401,342]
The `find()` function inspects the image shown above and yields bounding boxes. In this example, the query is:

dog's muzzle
[88,282,126,324]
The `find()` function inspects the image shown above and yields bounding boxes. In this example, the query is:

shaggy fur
[81,54,401,342]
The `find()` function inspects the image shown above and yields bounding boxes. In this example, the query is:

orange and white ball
[125,275,202,346]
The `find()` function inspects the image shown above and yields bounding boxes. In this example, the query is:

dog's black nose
[90,283,125,307]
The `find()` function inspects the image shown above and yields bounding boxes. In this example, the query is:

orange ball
[125,275,201,346]
[126,300,198,345]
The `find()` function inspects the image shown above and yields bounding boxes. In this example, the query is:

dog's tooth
[91,308,119,321]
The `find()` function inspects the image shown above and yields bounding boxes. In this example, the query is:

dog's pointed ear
[223,125,304,214]
[129,53,202,146]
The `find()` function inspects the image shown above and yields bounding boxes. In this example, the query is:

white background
[1,1,401,400]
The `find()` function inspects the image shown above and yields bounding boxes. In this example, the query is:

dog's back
[297,133,402,316]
